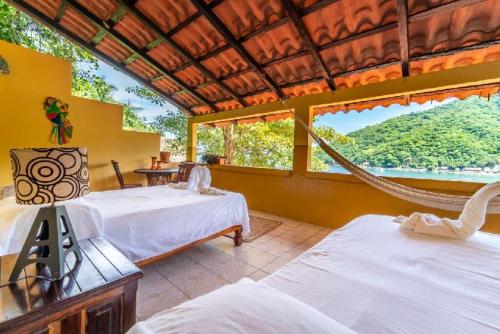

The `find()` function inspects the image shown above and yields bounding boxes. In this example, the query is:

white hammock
[281,101,500,214]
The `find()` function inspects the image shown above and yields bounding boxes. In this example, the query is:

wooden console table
[134,168,178,186]
[0,238,143,334]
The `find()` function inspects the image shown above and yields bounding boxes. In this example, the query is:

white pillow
[128,278,355,334]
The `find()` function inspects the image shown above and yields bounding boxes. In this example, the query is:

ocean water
[327,166,500,183]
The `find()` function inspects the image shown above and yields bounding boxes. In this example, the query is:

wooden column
[186,118,197,162]
[291,102,313,176]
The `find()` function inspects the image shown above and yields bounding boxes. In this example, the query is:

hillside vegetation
[327,96,500,170]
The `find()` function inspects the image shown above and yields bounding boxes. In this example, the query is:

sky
[93,60,451,134]
[92,60,177,122]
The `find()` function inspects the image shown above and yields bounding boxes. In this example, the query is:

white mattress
[83,186,249,262]
[262,215,500,334]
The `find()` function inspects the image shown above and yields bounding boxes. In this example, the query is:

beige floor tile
[250,234,275,246]
[177,271,229,299]
[135,211,323,309]
[254,239,296,256]
[211,258,258,283]
[248,270,269,281]
[138,266,174,302]
[234,247,277,268]
[137,286,189,321]
[153,254,208,285]
[280,243,311,261]
[187,245,233,268]
[262,257,291,274]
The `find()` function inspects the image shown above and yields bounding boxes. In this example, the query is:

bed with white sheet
[0,185,250,264]
[83,185,249,263]
[131,214,500,334]
[262,214,500,333]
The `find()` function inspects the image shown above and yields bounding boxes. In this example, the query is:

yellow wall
[209,165,500,234]
[190,61,500,234]
[0,41,160,190]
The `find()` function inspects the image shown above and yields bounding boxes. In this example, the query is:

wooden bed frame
[134,225,243,267]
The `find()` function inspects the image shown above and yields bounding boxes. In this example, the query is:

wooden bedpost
[234,227,243,246]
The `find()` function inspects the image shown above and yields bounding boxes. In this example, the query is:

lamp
[8,147,90,282]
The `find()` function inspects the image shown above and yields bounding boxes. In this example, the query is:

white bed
[83,185,249,263]
[133,214,500,334]
[262,215,500,333]
[0,185,250,263]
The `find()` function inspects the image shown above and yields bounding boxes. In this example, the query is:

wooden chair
[111,160,142,189]
[176,162,197,182]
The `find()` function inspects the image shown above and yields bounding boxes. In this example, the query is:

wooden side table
[0,238,143,334]
[134,168,178,186]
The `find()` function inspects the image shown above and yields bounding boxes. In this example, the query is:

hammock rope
[280,100,500,214]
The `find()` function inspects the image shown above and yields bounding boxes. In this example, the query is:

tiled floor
[136,210,333,320]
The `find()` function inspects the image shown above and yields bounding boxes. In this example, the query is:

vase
[160,151,171,162]
[150,156,158,170]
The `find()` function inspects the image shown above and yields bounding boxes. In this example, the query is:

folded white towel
[186,166,202,191]
[396,181,500,239]
[198,166,212,190]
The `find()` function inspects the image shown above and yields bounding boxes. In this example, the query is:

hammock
[280,101,500,214]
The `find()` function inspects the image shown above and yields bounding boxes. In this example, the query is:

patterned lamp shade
[10,148,90,205]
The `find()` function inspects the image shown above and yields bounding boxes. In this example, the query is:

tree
[0,0,150,130]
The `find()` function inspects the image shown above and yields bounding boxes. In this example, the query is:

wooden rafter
[233,38,500,100]
[164,0,225,38]
[61,0,217,113]
[281,0,336,90]
[300,0,341,16]
[409,0,487,22]
[8,0,194,116]
[120,0,248,109]
[396,0,409,77]
[191,0,286,99]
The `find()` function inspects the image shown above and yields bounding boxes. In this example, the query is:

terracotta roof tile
[172,16,227,58]
[75,0,118,21]
[60,7,98,43]
[213,0,285,39]
[136,0,197,34]
[303,0,397,46]
[242,21,307,63]
[113,13,158,50]
[14,0,500,116]
[147,42,187,72]
[201,48,249,78]
[174,65,210,87]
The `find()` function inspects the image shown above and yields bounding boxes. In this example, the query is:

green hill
[333,95,500,170]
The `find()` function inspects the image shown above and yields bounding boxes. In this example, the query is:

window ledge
[208,164,291,177]
[306,171,486,194]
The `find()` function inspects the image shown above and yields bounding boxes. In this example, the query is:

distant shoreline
[327,166,500,183]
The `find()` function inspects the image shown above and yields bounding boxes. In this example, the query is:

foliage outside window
[0,0,151,133]
[196,119,350,170]
[311,95,500,183]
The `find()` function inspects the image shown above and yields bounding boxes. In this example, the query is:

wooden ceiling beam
[8,0,194,116]
[409,0,487,22]
[396,0,410,77]
[62,0,217,113]
[191,0,286,99]
[281,0,336,90]
[300,0,341,16]
[164,0,225,38]
[120,0,247,109]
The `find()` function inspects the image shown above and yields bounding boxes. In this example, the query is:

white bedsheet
[0,197,103,256]
[83,186,249,262]
[262,215,500,334]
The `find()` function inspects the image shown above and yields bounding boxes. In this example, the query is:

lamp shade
[10,147,89,204]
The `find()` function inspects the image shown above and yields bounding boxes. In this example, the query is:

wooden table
[0,238,143,334]
[134,168,178,186]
